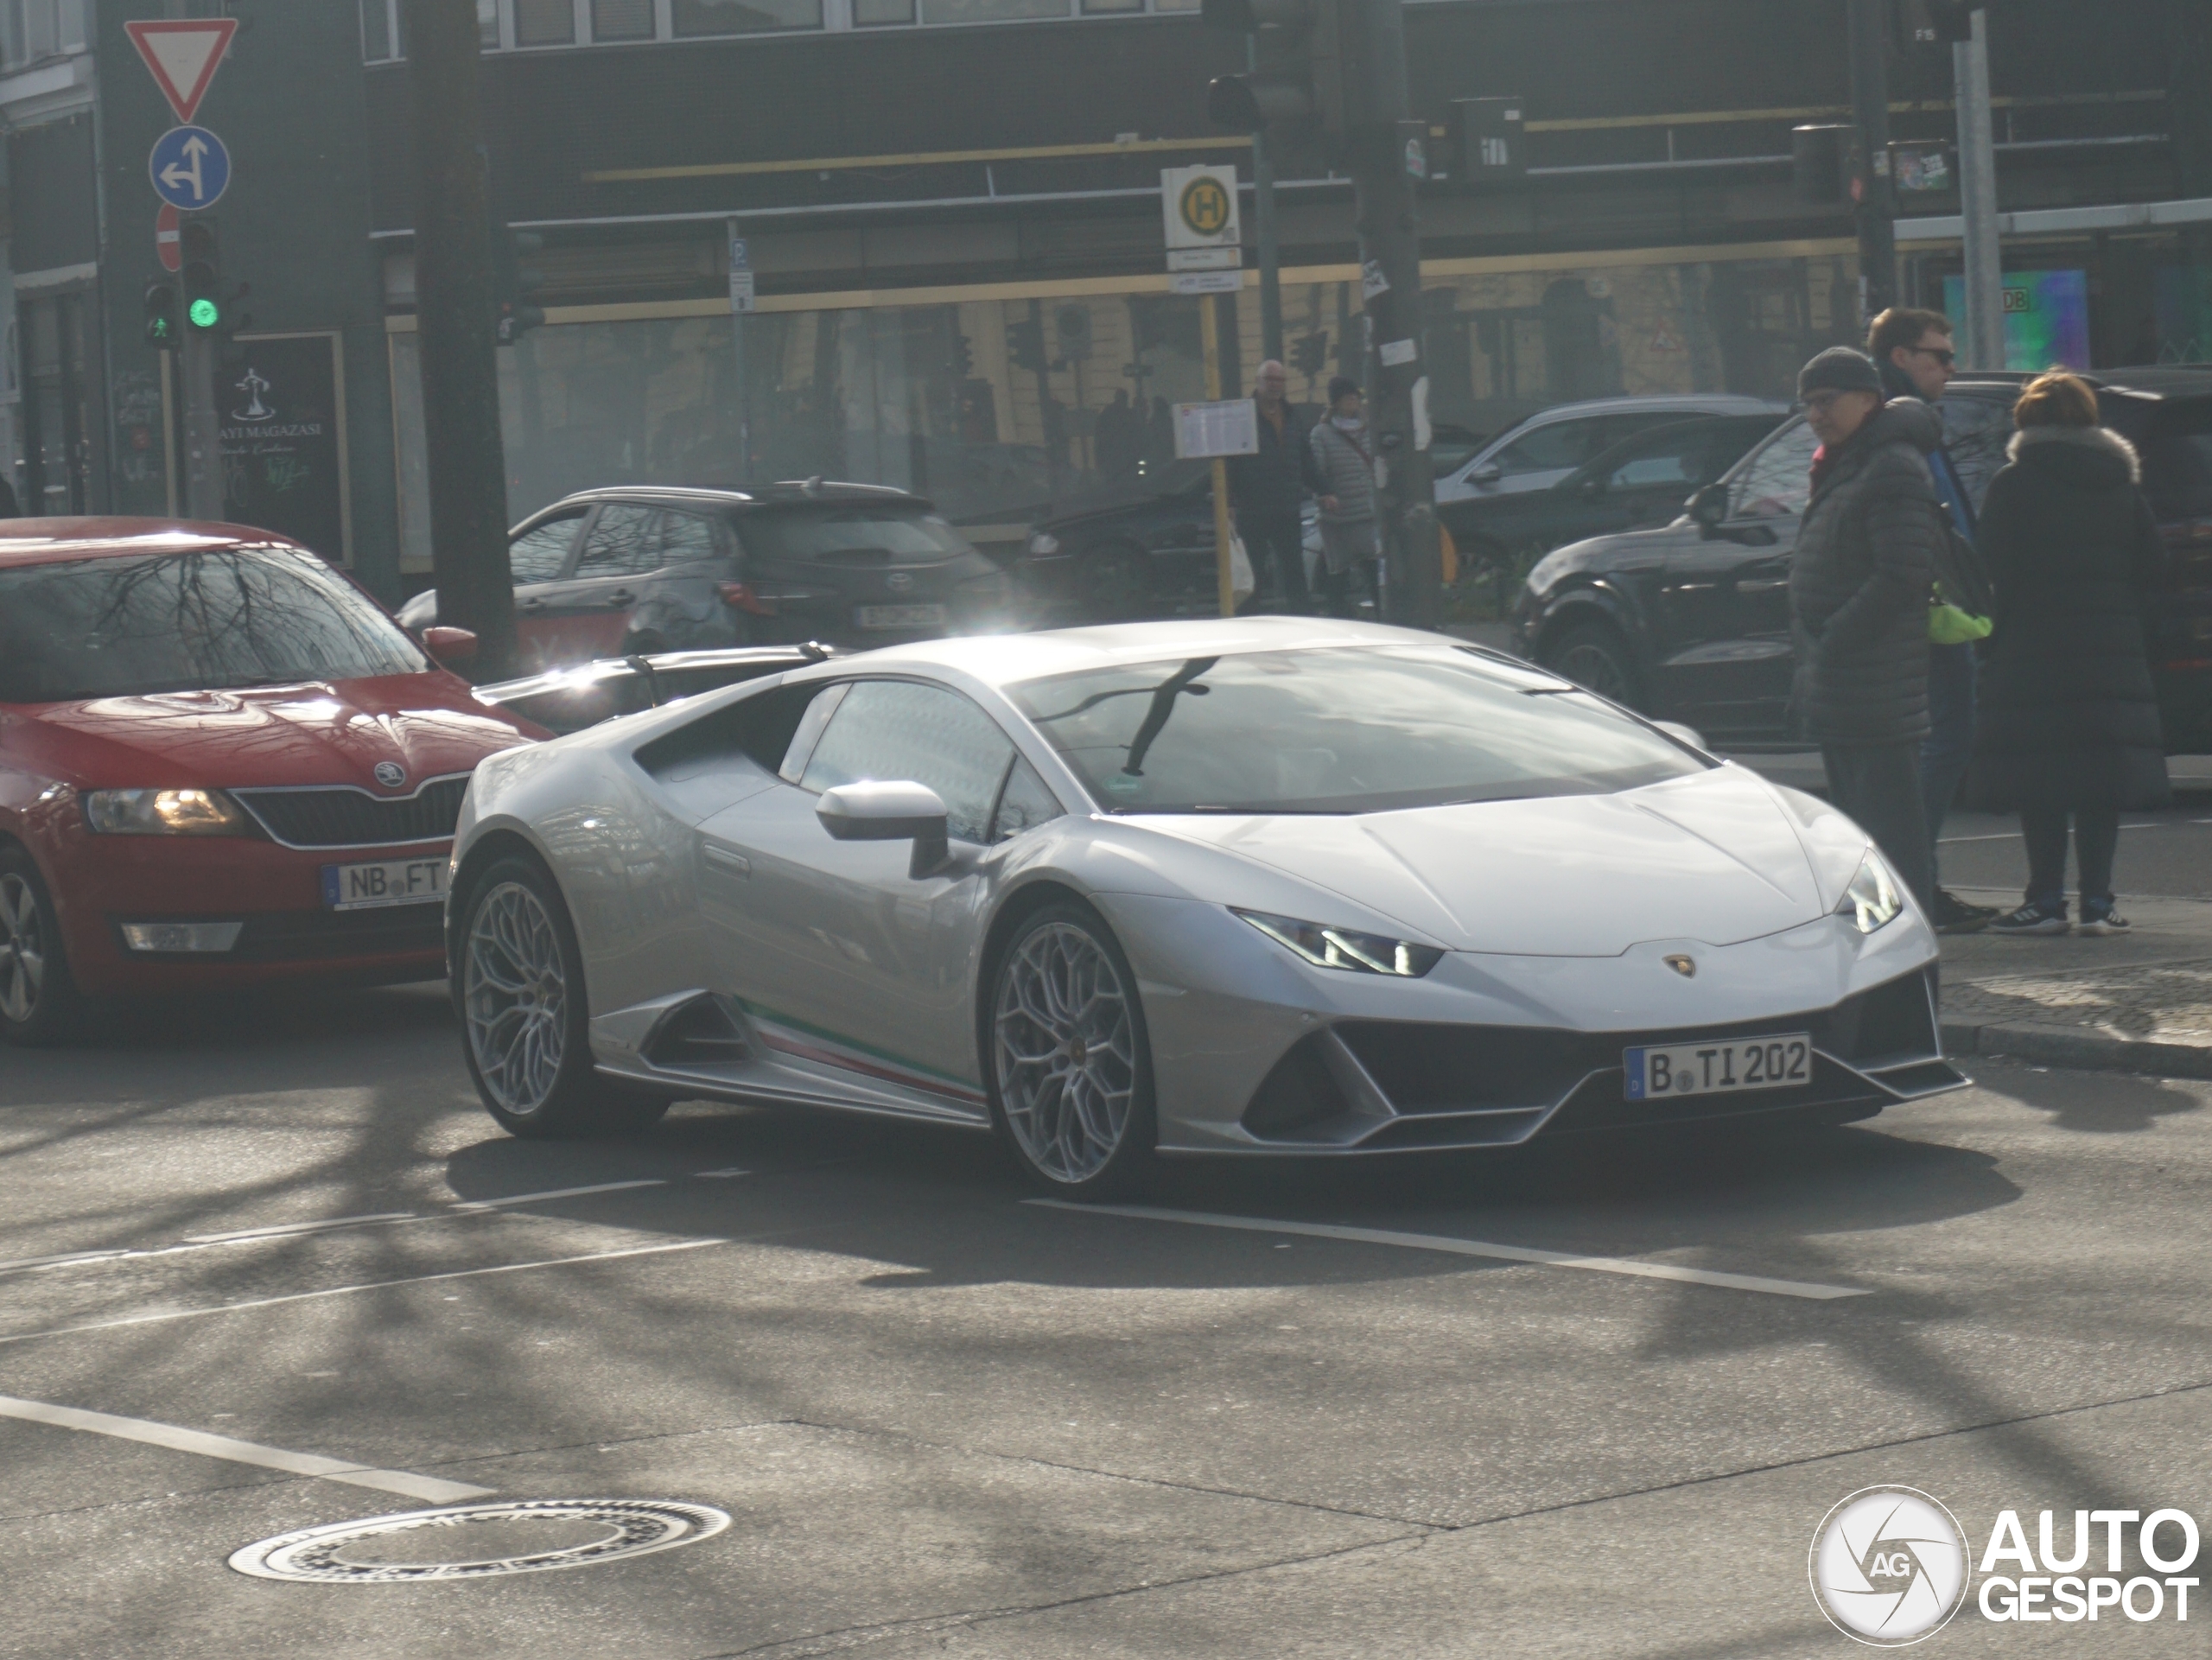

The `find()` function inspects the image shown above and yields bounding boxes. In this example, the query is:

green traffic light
[188,297,219,328]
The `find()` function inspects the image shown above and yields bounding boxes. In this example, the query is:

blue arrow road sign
[149,124,230,211]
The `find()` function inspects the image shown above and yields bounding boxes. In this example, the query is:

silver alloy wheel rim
[464,881,568,1115]
[0,873,45,1024]
[994,920,1137,1184]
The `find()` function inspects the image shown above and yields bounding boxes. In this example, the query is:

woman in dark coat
[1977,372,2168,936]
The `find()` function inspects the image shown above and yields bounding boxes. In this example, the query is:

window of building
[919,0,1070,20]
[673,0,823,34]
[515,0,578,46]
[480,0,501,46]
[852,0,913,23]
[593,0,655,37]
[360,0,394,60]
[1,0,87,68]
[1080,0,1143,13]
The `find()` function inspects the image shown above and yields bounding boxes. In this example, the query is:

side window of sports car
[777,682,850,783]
[991,756,1064,843]
[799,680,1014,845]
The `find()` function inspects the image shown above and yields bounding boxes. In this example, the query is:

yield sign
[124,18,237,124]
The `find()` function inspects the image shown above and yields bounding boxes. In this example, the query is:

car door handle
[518,596,546,608]
[604,589,637,607]
[702,845,751,878]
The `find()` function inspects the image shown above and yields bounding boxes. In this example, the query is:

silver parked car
[1435,394,1789,506]
[445,619,1961,1198]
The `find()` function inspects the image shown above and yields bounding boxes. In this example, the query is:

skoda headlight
[1236,908,1444,977]
[1837,849,1903,933]
[84,788,249,836]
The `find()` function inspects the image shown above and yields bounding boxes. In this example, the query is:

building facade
[7,0,2209,596]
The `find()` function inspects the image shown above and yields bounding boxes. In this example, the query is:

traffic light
[180,219,222,332]
[1291,330,1329,379]
[1201,0,1349,140]
[493,226,547,346]
[143,281,180,352]
[1006,316,1047,374]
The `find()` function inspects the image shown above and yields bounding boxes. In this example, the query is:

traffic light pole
[403,0,518,678]
[1847,0,1897,321]
[1348,0,1440,630]
[180,322,222,521]
[1953,9,2005,371]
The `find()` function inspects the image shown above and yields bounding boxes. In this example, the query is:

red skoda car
[0,520,543,1044]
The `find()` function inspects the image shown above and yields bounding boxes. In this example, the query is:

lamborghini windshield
[1008,646,1704,815]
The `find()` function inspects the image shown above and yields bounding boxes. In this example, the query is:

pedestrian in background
[1309,377,1380,618]
[1788,347,1947,911]
[1977,372,2168,936]
[1227,359,1317,613]
[1869,305,1998,934]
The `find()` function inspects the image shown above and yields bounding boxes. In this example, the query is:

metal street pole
[402,0,518,677]
[1249,38,1284,365]
[1953,9,2004,370]
[1847,0,1897,322]
[1348,0,1439,630]
[1200,293,1236,618]
[180,322,222,521]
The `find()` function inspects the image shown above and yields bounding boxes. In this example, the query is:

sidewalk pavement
[1937,890,2212,1079]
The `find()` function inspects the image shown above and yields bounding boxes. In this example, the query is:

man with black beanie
[1787,346,1948,912]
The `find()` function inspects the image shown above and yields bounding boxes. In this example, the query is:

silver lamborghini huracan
[444,618,1963,1196]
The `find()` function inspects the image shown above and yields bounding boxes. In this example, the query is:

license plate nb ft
[321,857,448,911]
[1624,1034,1811,1101]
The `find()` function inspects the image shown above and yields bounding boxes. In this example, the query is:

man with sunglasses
[1870,306,1999,934]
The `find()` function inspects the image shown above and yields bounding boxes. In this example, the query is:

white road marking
[447,1180,667,1212]
[182,1212,416,1243]
[1027,1201,1868,1301]
[0,1393,493,1504]
[0,1237,724,1350]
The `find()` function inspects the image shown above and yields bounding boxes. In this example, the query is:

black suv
[1511,369,2212,752]
[397,482,1012,670]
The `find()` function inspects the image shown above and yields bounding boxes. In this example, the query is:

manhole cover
[228,1499,730,1583]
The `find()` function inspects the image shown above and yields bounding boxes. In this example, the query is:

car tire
[1076,542,1153,622]
[454,854,671,1139]
[0,848,85,1048]
[1543,620,1646,711]
[983,900,1157,1200]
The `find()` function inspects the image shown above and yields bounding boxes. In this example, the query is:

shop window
[674,0,823,33]
[920,0,1071,22]
[593,0,654,39]
[515,0,576,45]
[1152,0,1202,10]
[480,0,499,46]
[1082,0,1144,12]
[853,0,913,23]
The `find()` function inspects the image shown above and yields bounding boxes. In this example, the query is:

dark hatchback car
[1511,369,2212,751]
[1441,413,1786,570]
[397,482,1011,671]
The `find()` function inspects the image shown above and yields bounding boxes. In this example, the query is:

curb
[1940,1019,2212,1081]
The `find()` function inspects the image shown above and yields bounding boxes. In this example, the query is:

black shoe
[1930,888,1998,935]
[1989,900,2069,937]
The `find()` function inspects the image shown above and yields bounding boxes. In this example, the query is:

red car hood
[16,672,538,792]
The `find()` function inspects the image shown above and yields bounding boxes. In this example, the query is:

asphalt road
[3,989,2209,1657]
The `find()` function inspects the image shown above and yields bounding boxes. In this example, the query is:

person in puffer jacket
[1787,347,1948,912]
